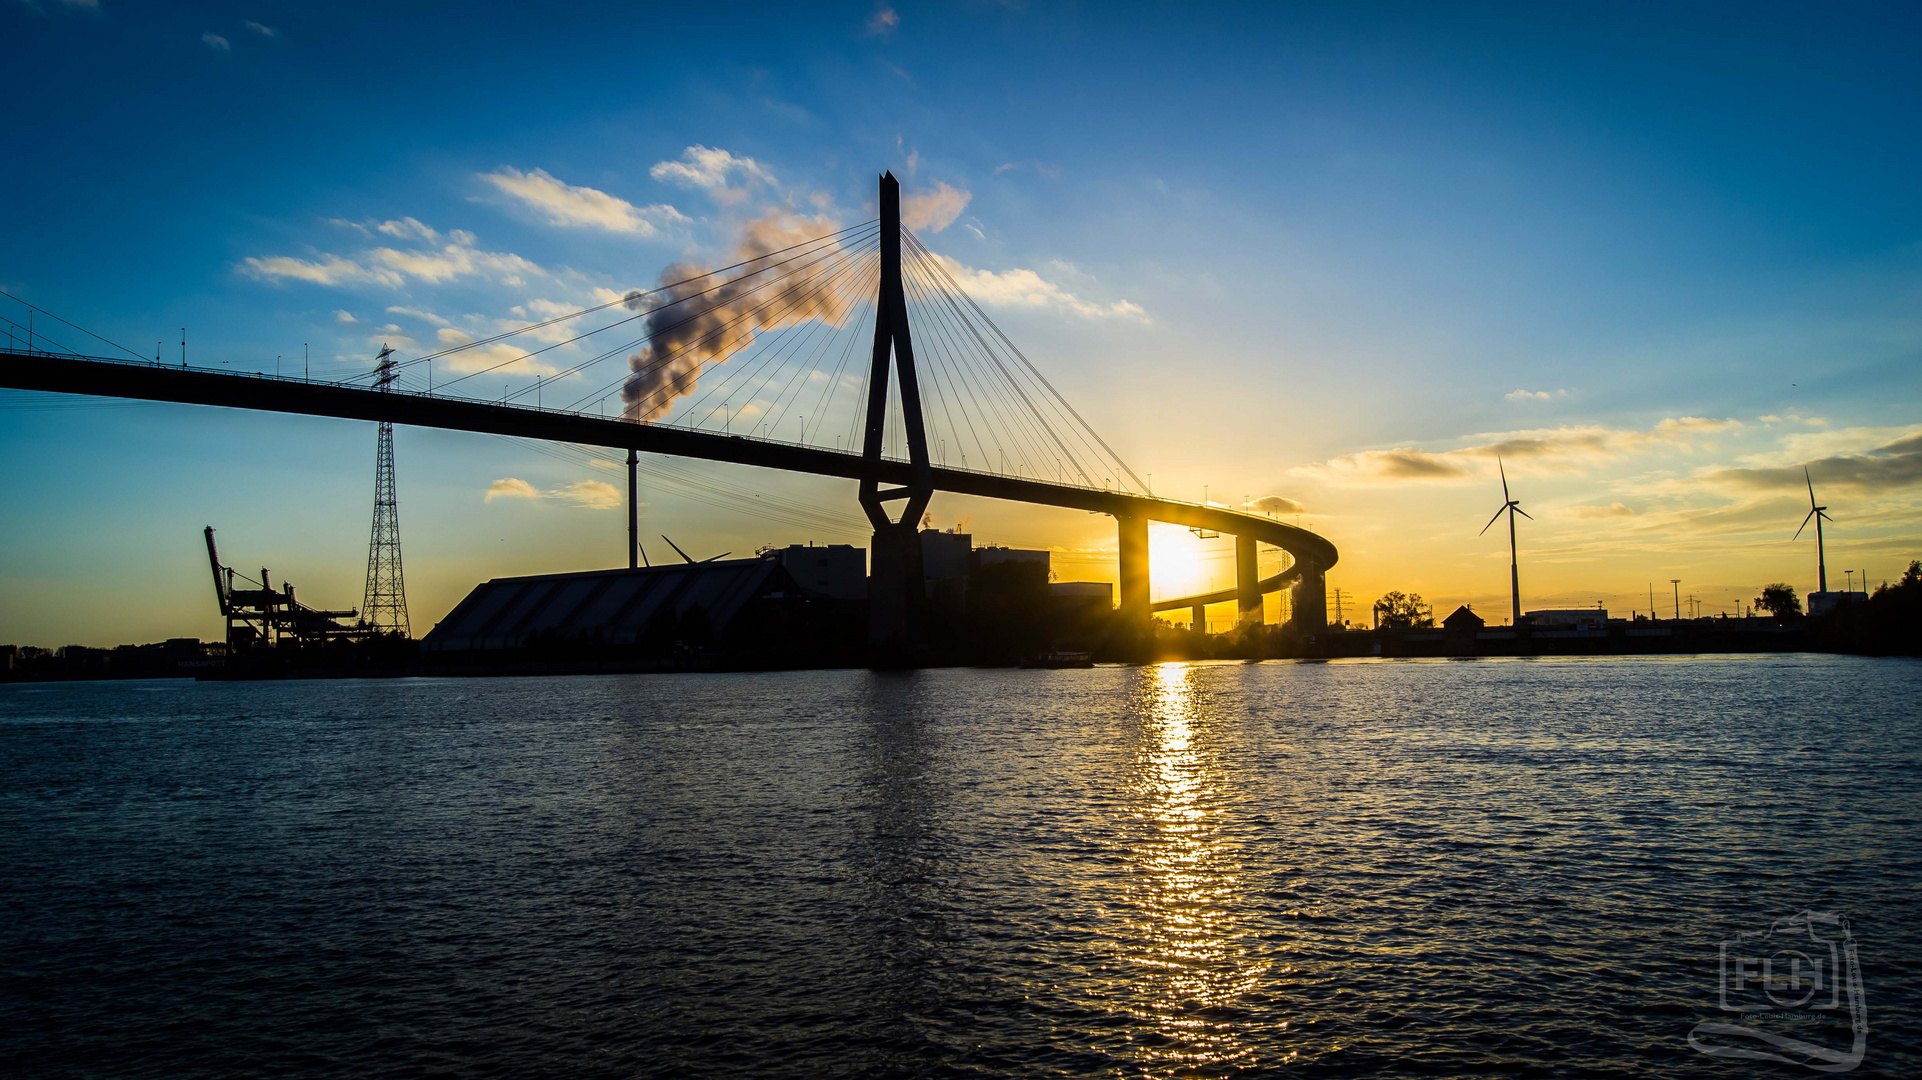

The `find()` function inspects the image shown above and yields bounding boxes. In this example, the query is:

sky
[3,0,1920,645]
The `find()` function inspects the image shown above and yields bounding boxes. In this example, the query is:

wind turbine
[660,535,732,564]
[1793,467,1832,594]
[1480,459,1532,625]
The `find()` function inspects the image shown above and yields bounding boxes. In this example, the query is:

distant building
[1443,604,1484,655]
[1050,581,1112,606]
[2,638,218,682]
[1526,608,1609,631]
[977,545,1050,575]
[1049,582,1115,651]
[920,530,974,582]
[773,543,866,600]
[423,559,808,656]
[914,530,1052,610]
[1808,591,1868,616]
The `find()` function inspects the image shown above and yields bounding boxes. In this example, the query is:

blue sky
[4,1,1920,642]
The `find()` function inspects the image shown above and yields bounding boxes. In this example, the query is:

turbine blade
[1793,508,1816,541]
[1480,505,1507,535]
[1500,458,1511,502]
[700,551,733,563]
[1806,466,1817,510]
[1514,505,1534,520]
[661,534,696,564]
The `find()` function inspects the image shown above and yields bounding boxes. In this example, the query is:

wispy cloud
[866,6,900,35]
[333,310,356,324]
[241,223,550,291]
[991,160,1063,180]
[1704,430,1922,492]
[244,20,276,37]
[1296,418,1745,486]
[1248,495,1307,515]
[930,253,1146,320]
[202,32,230,52]
[485,477,621,509]
[1506,388,1568,402]
[430,329,559,376]
[241,252,388,287]
[376,217,438,242]
[480,167,687,236]
[1564,501,1637,519]
[485,477,541,502]
[902,181,970,233]
[385,305,449,327]
[650,146,774,191]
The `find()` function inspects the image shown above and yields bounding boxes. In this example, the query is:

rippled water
[3,655,1918,1077]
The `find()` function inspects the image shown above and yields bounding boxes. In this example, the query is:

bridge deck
[0,350,1337,608]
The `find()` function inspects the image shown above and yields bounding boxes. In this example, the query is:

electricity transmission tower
[360,345,410,636]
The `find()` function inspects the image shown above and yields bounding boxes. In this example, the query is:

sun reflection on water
[1120,661,1277,1074]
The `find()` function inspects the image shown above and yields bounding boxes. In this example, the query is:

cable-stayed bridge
[0,172,1335,653]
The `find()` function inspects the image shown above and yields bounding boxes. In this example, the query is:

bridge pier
[1117,512,1150,654]
[867,524,928,657]
[1191,603,1207,636]
[857,171,934,664]
[1291,557,1326,636]
[1235,533,1261,627]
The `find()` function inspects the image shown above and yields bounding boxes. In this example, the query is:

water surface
[2,655,1917,1077]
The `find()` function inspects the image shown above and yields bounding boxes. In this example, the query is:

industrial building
[1525,608,1610,630]
[920,530,1051,580]
[420,555,864,668]
[770,543,867,600]
[1808,590,1869,616]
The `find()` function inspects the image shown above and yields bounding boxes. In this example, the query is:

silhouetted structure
[204,526,364,654]
[2,171,1344,662]
[421,557,863,670]
[1526,608,1609,630]
[1443,604,1484,654]
[361,345,410,636]
[857,172,937,659]
[1480,461,1532,625]
[1808,560,1922,654]
[1,638,224,682]
[772,543,866,600]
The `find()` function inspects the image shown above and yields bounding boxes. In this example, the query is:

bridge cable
[903,233,1109,488]
[900,244,1080,484]
[581,236,878,418]
[378,220,877,379]
[616,238,880,424]
[552,242,879,434]
[0,290,152,362]
[906,230,1147,493]
[443,230,877,401]
[663,242,880,428]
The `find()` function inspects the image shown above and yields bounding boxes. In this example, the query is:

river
[2,655,1916,1077]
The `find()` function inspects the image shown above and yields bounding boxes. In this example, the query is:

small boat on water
[1017,651,1093,669]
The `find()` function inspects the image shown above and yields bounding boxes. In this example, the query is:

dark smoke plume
[621,211,857,422]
